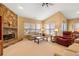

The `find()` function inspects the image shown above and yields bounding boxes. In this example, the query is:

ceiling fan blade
[48,3,54,5]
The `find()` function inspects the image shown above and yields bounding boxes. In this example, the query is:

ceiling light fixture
[18,6,24,10]
[42,3,54,7]
[42,3,48,7]
[76,11,79,14]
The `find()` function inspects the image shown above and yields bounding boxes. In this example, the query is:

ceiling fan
[42,3,54,7]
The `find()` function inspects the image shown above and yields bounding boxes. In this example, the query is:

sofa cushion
[67,43,79,53]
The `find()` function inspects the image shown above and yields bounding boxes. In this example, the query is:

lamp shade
[77,29,79,32]
[54,29,58,32]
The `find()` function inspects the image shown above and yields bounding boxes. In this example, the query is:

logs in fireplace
[3,33,15,40]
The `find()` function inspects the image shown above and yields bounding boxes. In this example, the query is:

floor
[3,39,66,56]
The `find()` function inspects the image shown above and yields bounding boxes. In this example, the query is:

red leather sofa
[55,31,75,47]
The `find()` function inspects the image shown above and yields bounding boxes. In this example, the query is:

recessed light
[76,11,79,14]
[18,6,24,10]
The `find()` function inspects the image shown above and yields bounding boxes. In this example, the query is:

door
[0,16,3,55]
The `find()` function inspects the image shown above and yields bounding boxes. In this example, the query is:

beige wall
[23,17,42,24]
[17,16,43,39]
[24,17,43,33]
[43,12,67,35]
[18,16,24,40]
[18,12,68,38]
[68,18,79,31]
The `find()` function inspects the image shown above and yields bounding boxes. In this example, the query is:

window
[24,23,31,34]
[74,23,79,31]
[30,24,36,32]
[61,23,67,32]
[35,24,41,32]
[24,23,41,34]
[45,24,55,35]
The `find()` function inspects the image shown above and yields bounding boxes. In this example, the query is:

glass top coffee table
[33,35,48,44]
[34,36,43,44]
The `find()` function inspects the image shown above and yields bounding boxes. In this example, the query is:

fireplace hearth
[3,33,15,40]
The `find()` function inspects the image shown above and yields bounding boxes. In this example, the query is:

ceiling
[3,3,79,20]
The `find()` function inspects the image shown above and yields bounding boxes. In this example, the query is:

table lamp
[77,29,79,32]
[54,29,58,36]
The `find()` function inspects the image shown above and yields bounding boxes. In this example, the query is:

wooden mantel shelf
[3,26,17,29]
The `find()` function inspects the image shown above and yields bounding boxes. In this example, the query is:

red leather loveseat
[55,31,75,47]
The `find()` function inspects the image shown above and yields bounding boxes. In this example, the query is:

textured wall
[68,18,79,31]
[43,12,67,35]
[18,16,24,40]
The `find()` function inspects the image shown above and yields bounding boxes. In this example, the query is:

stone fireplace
[3,29,17,41]
[3,33,15,40]
[3,28,17,47]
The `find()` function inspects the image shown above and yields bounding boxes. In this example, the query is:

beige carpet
[3,39,66,56]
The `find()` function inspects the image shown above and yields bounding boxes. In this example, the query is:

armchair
[55,31,75,47]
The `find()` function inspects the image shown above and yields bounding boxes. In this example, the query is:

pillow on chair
[67,43,79,53]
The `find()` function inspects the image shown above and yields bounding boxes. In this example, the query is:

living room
[0,3,79,56]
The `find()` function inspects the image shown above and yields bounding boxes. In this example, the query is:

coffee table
[34,36,43,44]
[33,35,49,44]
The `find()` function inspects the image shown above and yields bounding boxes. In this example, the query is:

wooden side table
[43,36,48,41]
[50,36,56,42]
